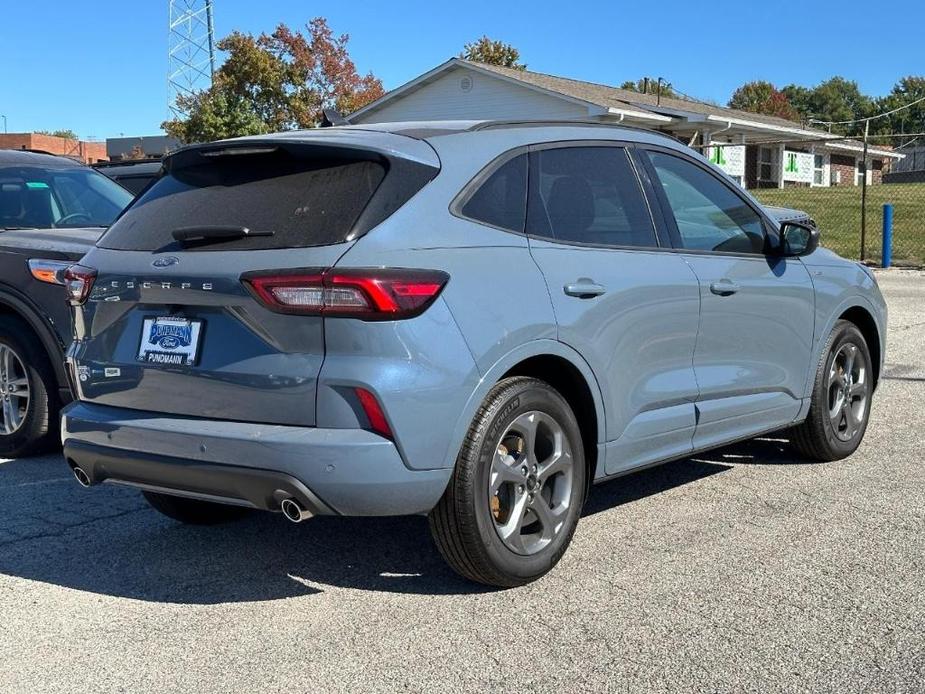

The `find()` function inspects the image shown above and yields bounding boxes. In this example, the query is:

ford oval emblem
[152,256,180,268]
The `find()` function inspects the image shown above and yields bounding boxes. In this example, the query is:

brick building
[0,132,107,164]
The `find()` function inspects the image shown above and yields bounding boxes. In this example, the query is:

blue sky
[3,0,922,139]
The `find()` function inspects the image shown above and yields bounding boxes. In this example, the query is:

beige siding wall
[353,67,589,123]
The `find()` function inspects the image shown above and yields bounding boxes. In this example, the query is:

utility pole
[860,118,870,262]
[657,77,664,106]
[1,115,6,133]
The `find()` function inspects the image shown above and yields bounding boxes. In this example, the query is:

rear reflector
[63,264,98,305]
[354,387,393,438]
[242,268,449,320]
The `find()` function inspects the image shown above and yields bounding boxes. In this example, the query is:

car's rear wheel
[429,377,586,587]
[0,317,58,458]
[791,320,873,461]
[142,491,251,525]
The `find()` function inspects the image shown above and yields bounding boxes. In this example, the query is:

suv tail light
[242,268,449,320]
[63,265,98,305]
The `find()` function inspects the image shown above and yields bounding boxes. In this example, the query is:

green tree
[37,129,78,139]
[807,77,873,134]
[619,78,676,99]
[460,36,525,69]
[728,81,799,121]
[870,75,925,144]
[163,18,385,144]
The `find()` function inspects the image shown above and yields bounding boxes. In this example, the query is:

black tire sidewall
[468,381,586,582]
[815,322,873,457]
[0,320,57,458]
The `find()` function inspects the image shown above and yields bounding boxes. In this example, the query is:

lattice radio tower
[167,0,216,118]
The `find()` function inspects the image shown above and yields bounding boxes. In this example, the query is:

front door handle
[564,281,606,298]
[710,279,740,296]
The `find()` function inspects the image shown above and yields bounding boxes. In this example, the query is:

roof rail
[468,119,664,137]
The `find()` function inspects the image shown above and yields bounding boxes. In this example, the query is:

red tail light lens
[354,387,393,438]
[243,268,448,320]
[63,265,98,305]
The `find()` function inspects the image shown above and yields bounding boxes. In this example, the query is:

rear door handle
[564,281,607,298]
[710,279,740,296]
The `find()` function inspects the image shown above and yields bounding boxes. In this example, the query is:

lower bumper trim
[63,439,336,515]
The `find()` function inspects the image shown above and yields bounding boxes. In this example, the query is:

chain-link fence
[753,180,925,267]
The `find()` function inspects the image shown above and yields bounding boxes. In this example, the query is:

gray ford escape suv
[62,121,886,587]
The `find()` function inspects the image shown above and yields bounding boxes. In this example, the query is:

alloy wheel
[488,410,575,555]
[827,342,868,442]
[0,345,30,435]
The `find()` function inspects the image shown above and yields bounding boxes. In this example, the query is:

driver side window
[648,151,766,254]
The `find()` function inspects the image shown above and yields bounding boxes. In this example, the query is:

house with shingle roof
[348,58,901,189]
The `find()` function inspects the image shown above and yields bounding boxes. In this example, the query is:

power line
[808,93,925,127]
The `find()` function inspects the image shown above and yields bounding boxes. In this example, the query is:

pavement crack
[0,505,146,549]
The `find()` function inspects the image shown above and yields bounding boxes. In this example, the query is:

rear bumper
[61,402,452,516]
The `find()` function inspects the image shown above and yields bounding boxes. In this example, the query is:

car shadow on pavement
[0,435,805,603]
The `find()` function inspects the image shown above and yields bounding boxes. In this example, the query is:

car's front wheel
[791,320,874,461]
[429,377,586,587]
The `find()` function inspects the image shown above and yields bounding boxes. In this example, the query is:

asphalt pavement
[1,269,923,693]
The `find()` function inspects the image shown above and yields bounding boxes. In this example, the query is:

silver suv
[62,121,886,587]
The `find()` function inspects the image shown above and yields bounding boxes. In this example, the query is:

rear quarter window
[458,153,527,232]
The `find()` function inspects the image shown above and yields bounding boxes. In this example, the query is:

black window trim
[449,145,529,235]
[637,144,783,258]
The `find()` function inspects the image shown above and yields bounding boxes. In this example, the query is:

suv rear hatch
[69,133,439,426]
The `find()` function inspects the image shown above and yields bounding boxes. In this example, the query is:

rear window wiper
[171,225,274,247]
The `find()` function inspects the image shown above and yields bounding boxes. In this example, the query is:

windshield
[0,165,133,230]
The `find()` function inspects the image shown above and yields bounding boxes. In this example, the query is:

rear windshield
[98,147,387,251]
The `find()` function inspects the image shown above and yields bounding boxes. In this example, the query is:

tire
[142,491,251,525]
[791,320,874,461]
[0,316,59,458]
[429,376,587,588]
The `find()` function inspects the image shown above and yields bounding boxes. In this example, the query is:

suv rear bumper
[61,402,452,516]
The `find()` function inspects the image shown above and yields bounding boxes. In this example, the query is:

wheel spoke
[2,398,15,434]
[843,344,857,378]
[531,496,566,540]
[849,382,866,398]
[537,448,570,482]
[496,492,530,552]
[0,346,29,435]
[490,456,524,496]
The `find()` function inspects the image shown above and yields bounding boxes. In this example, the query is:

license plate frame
[137,316,203,366]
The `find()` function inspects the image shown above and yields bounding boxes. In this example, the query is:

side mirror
[780,221,820,257]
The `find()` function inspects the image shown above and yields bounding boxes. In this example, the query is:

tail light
[28,259,71,285]
[242,268,449,320]
[63,265,97,305]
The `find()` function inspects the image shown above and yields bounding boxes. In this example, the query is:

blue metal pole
[882,203,893,269]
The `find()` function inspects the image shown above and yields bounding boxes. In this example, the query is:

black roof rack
[468,119,663,137]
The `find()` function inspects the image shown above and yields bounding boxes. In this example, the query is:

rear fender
[440,339,606,471]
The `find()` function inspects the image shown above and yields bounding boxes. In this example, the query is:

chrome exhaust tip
[72,466,92,488]
[280,497,312,523]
